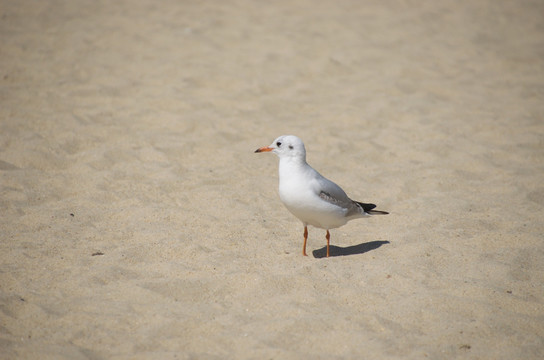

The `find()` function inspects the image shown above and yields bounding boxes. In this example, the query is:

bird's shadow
[312,240,390,258]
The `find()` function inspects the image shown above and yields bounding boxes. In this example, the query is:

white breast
[278,159,349,229]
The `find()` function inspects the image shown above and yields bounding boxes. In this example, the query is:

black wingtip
[356,202,388,215]
[356,202,376,212]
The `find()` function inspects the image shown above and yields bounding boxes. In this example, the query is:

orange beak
[255,146,273,153]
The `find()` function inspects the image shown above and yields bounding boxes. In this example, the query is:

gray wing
[306,165,364,217]
[319,190,362,217]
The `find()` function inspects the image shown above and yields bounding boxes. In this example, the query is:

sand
[1,0,543,358]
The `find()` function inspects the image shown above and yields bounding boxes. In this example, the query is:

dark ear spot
[289,145,294,150]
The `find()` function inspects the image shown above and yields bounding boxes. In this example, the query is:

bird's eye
[276,141,282,147]
[289,145,293,150]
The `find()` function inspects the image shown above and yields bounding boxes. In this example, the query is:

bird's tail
[356,202,389,215]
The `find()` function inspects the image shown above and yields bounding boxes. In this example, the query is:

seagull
[255,135,388,257]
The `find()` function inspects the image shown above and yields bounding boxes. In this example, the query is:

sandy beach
[1,0,543,358]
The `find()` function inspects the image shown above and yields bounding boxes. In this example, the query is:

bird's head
[255,135,306,160]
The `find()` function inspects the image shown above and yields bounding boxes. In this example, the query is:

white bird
[255,135,388,257]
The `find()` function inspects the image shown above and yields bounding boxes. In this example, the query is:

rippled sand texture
[1,0,543,359]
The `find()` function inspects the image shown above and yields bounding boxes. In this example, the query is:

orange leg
[303,226,308,256]
[326,230,330,257]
